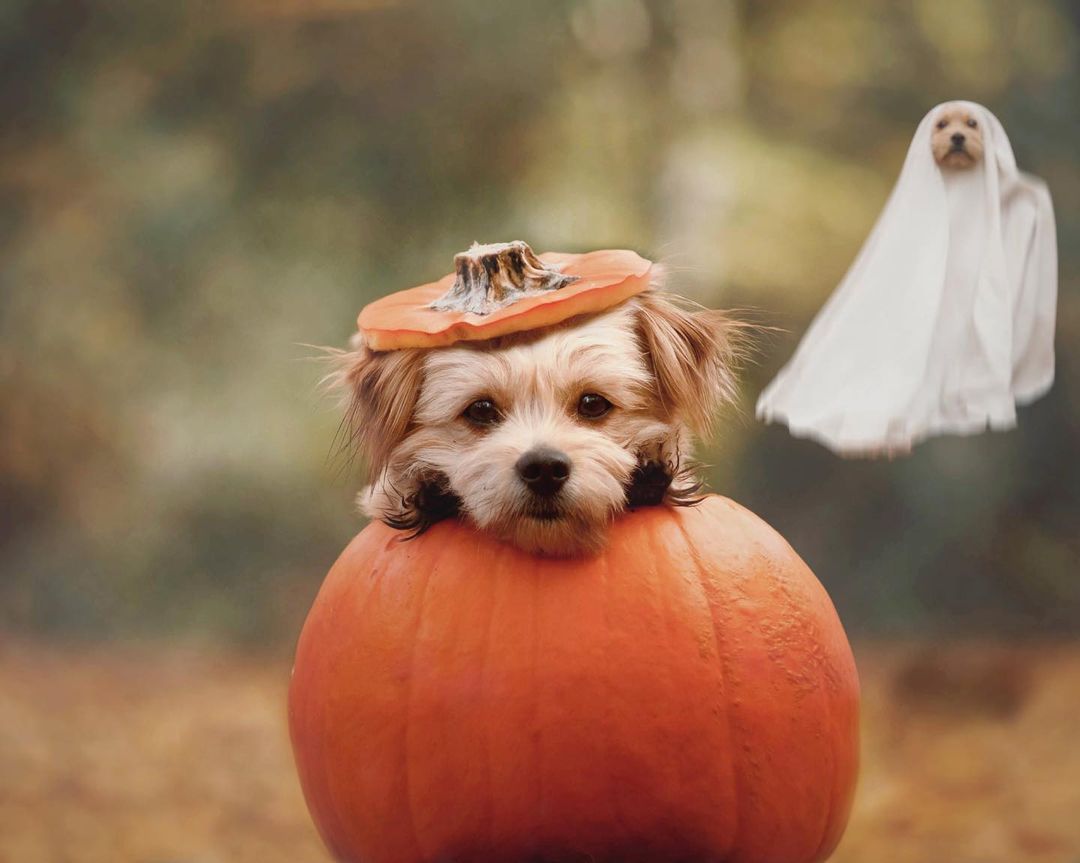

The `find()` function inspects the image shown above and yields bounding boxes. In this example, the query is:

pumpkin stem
[430,241,579,315]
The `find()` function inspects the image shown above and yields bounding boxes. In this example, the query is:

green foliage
[1,0,1077,641]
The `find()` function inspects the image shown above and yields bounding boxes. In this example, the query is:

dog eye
[936,119,948,130]
[463,398,501,426]
[577,393,612,419]
[966,118,977,128]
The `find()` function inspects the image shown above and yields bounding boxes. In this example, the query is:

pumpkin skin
[289,496,860,863]
[357,248,654,350]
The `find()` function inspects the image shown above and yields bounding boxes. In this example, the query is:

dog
[331,283,743,556]
[930,103,984,169]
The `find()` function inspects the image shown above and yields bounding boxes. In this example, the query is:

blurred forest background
[1,1,1078,861]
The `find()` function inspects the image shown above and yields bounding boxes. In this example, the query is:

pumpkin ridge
[300,610,343,854]
[401,532,453,859]
[809,679,839,863]
[527,554,544,845]
[785,559,840,863]
[296,566,336,852]
[479,540,509,853]
[599,540,632,847]
[672,506,743,860]
[803,547,842,863]
[643,510,685,848]
[726,505,856,863]
[725,502,856,863]
[810,596,859,862]
[311,533,389,856]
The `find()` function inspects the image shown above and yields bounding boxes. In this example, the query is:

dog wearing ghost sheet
[758,100,1057,456]
[330,245,746,556]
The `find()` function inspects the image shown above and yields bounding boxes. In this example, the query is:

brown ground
[1,639,1078,863]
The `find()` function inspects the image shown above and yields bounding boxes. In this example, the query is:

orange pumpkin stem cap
[357,241,655,351]
[432,241,579,315]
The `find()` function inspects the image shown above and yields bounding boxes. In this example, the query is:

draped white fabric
[756,101,1057,456]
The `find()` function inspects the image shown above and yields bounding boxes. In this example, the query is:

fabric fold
[757,101,1057,456]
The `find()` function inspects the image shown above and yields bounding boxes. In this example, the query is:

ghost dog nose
[951,132,966,146]
[515,447,571,497]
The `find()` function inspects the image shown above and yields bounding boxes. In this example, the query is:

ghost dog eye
[577,393,613,419]
[463,398,501,427]
[936,119,948,129]
[966,118,978,128]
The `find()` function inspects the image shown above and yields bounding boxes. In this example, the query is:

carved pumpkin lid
[357,241,655,350]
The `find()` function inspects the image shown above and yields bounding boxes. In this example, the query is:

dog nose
[515,447,571,497]
[951,132,966,146]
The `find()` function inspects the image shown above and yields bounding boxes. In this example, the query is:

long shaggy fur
[332,288,744,555]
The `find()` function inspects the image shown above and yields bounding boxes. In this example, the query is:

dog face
[337,292,739,556]
[930,104,984,169]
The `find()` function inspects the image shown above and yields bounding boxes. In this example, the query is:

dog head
[930,104,984,170]
[334,291,740,556]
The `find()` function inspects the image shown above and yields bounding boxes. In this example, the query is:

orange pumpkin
[289,496,860,863]
[357,242,654,350]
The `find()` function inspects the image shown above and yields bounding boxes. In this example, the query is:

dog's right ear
[331,337,426,478]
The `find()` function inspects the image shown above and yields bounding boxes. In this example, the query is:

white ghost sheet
[757,101,1057,456]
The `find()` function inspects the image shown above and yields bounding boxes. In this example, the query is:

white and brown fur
[931,103,985,169]
[330,287,743,556]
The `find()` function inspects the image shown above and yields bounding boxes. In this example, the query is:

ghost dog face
[337,293,739,556]
[931,103,985,169]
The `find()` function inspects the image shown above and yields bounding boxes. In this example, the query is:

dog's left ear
[633,291,741,438]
